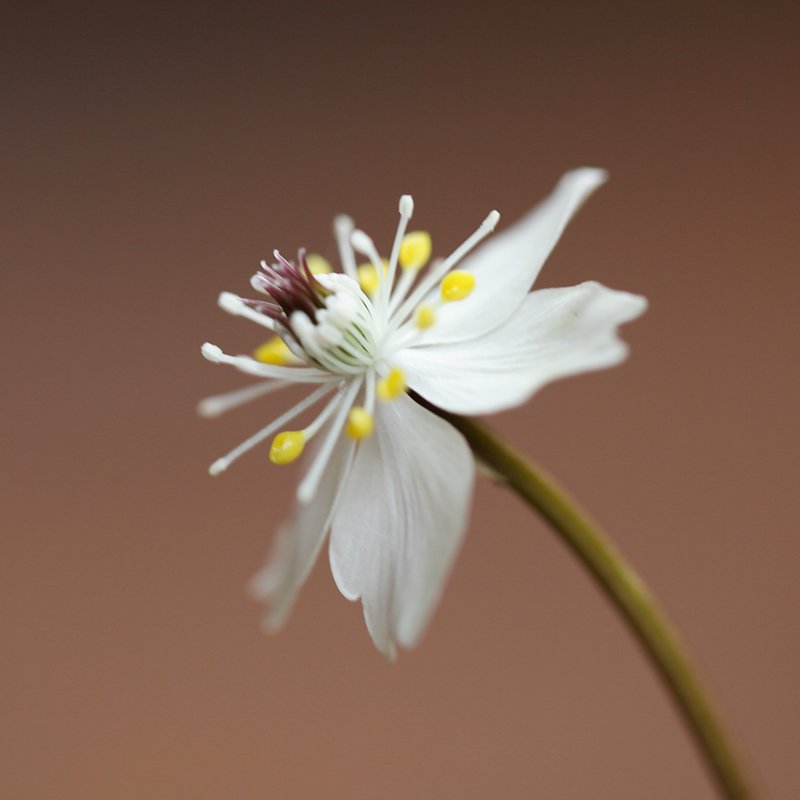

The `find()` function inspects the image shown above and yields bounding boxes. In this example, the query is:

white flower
[200,168,647,659]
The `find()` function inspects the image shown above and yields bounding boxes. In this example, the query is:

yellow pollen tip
[253,336,294,365]
[399,231,432,270]
[415,305,436,329]
[305,253,333,274]
[356,259,389,294]
[441,271,476,302]
[377,367,406,401]
[269,431,305,464]
[346,407,374,440]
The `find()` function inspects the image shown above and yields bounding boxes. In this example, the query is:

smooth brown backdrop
[3,2,799,798]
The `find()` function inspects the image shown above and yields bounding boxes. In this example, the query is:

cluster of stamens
[201,195,499,502]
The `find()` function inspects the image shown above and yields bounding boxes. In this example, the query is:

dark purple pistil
[244,249,331,338]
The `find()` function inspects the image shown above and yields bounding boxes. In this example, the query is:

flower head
[200,168,647,659]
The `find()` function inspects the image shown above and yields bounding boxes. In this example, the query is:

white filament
[297,378,362,504]
[201,342,334,382]
[380,194,414,323]
[334,214,358,281]
[302,388,347,439]
[350,229,388,302]
[197,379,290,418]
[218,292,277,331]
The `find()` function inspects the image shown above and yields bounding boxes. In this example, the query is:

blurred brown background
[3,1,799,797]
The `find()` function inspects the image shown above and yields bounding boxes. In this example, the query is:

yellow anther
[346,407,374,440]
[415,305,436,329]
[377,367,406,401]
[357,259,389,294]
[441,270,476,302]
[269,431,305,464]
[253,336,294,365]
[356,264,378,294]
[305,253,333,274]
[399,231,432,270]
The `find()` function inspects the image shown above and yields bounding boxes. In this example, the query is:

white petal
[394,282,647,415]
[417,168,608,345]
[250,430,355,631]
[329,395,474,659]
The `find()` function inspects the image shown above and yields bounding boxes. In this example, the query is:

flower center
[248,251,380,376]
[290,272,380,375]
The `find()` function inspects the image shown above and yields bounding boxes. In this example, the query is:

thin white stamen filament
[350,229,387,306]
[297,378,362,504]
[380,195,414,322]
[197,379,290,418]
[334,215,358,281]
[201,343,335,382]
[389,210,500,332]
[302,388,346,439]
[218,292,278,331]
[386,258,435,319]
[208,383,338,475]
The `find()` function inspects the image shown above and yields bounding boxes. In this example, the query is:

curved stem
[434,409,756,800]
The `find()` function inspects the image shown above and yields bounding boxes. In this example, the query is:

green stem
[434,409,756,800]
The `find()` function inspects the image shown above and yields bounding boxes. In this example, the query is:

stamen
[334,214,358,281]
[380,194,415,320]
[269,431,305,464]
[350,229,376,257]
[218,292,277,331]
[267,375,348,466]
[440,271,476,302]
[387,257,439,318]
[208,383,336,475]
[197,379,290,418]
[253,337,295,365]
[351,230,388,302]
[414,305,437,329]
[269,382,350,466]
[201,342,224,361]
[305,253,333,274]
[201,342,334,382]
[346,407,374,440]
[297,378,362,504]
[377,367,406,401]
[356,261,387,295]
[398,231,432,271]
[389,209,500,330]
[302,387,345,438]
[399,194,414,217]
